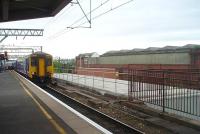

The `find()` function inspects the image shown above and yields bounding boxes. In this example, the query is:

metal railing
[128,69,200,120]
[54,67,200,120]
[54,68,129,97]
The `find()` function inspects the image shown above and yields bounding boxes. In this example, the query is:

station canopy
[0,0,72,22]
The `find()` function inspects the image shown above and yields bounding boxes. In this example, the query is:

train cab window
[46,58,52,66]
[31,57,37,66]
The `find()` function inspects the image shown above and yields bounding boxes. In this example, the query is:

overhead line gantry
[0,45,42,60]
[0,28,44,43]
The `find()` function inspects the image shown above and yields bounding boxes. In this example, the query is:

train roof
[101,44,200,57]
[30,51,52,57]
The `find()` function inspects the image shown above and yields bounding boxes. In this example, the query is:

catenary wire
[43,0,85,30]
[76,0,134,27]
[48,0,134,40]
[48,0,113,39]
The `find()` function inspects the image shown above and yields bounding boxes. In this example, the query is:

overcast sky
[0,0,200,58]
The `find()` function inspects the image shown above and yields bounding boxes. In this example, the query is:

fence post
[78,74,79,86]
[84,72,87,87]
[84,74,86,85]
[67,69,68,81]
[115,78,117,95]
[59,68,61,79]
[103,71,105,89]
[72,72,74,83]
[93,71,94,89]
[128,69,133,101]
[162,71,165,112]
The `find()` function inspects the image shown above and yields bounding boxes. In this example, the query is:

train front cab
[28,54,53,83]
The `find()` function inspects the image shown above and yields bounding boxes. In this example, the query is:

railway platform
[0,71,111,134]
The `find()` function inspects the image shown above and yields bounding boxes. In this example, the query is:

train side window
[47,58,52,66]
[31,57,37,66]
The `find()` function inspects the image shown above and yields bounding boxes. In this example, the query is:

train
[15,51,53,83]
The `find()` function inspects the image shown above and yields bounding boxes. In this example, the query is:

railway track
[44,85,144,134]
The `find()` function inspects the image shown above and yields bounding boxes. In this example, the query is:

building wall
[76,67,118,79]
[88,57,98,64]
[98,52,190,64]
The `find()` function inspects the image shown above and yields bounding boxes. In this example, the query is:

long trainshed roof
[0,0,72,22]
[101,44,200,57]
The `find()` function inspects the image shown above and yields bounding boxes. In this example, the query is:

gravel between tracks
[50,82,173,134]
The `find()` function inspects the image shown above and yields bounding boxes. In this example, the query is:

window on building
[84,58,88,64]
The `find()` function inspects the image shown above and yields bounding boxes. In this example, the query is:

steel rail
[45,85,143,134]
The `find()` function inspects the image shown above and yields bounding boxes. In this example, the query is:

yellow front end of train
[28,52,53,83]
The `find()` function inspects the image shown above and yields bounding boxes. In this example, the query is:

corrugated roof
[158,46,179,51]
[106,50,117,53]
[144,47,160,51]
[101,44,200,57]
[77,52,98,58]
[131,48,143,51]
[180,44,200,49]
[119,49,130,52]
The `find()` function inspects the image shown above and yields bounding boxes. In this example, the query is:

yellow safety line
[12,71,67,134]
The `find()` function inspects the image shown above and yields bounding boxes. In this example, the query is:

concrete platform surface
[0,71,75,134]
[15,71,111,134]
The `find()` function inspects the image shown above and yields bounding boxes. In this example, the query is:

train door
[38,58,45,77]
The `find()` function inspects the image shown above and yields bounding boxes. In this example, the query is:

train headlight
[32,72,36,75]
